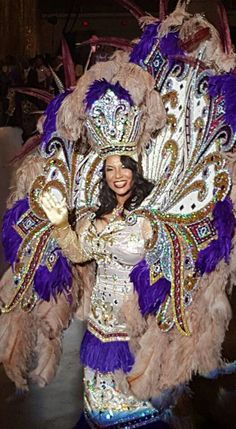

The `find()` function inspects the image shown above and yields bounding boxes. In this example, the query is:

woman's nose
[115,167,122,178]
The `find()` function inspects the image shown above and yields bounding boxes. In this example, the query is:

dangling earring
[130,195,138,209]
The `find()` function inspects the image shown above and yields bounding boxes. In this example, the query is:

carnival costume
[1,1,236,428]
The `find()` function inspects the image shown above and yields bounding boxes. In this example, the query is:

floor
[0,293,236,429]
[0,320,84,429]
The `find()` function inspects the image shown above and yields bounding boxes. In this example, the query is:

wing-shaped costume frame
[0,1,236,399]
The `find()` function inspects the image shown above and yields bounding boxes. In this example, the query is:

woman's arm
[141,217,153,241]
[52,219,91,264]
[40,191,92,264]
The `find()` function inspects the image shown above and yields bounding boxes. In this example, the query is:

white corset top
[83,217,146,342]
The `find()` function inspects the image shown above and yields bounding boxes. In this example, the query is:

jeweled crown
[84,80,141,160]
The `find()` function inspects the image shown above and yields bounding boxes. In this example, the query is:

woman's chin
[114,189,131,198]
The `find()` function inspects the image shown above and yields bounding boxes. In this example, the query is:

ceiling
[39,0,235,15]
[39,0,160,15]
[39,0,236,47]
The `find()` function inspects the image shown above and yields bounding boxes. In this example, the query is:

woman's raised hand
[39,190,68,226]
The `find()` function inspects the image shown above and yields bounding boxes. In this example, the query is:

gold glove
[39,190,69,227]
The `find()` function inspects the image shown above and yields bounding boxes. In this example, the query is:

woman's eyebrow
[106,163,122,168]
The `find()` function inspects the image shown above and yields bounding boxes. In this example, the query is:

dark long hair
[96,156,154,218]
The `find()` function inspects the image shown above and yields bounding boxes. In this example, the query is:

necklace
[108,205,124,224]
[94,205,124,235]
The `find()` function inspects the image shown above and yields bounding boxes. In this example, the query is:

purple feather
[130,22,160,65]
[41,89,72,147]
[159,31,185,67]
[130,24,184,68]
[2,197,73,302]
[34,252,72,301]
[84,79,133,111]
[130,259,171,316]
[80,330,134,373]
[208,73,236,133]
[196,198,235,275]
[2,198,29,264]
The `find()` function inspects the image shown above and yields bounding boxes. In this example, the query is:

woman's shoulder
[126,211,153,241]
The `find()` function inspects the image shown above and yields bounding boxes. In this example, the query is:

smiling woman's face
[104,155,133,199]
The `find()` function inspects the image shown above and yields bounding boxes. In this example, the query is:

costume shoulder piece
[1,91,82,312]
[0,0,236,397]
[128,6,236,336]
[1,2,235,340]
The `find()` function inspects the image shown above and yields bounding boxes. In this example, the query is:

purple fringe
[196,198,235,275]
[130,22,160,65]
[84,79,133,110]
[2,198,29,264]
[130,260,171,316]
[208,73,236,133]
[159,31,185,68]
[34,252,72,301]
[41,89,72,147]
[80,330,134,373]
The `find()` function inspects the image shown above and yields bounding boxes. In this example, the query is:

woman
[40,154,170,428]
[0,18,235,427]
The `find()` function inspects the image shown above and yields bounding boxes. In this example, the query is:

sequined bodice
[82,217,145,341]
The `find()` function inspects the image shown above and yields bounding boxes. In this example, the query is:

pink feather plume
[13,87,53,104]
[77,35,132,52]
[159,0,169,20]
[217,0,232,54]
[62,37,77,88]
[115,0,144,19]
